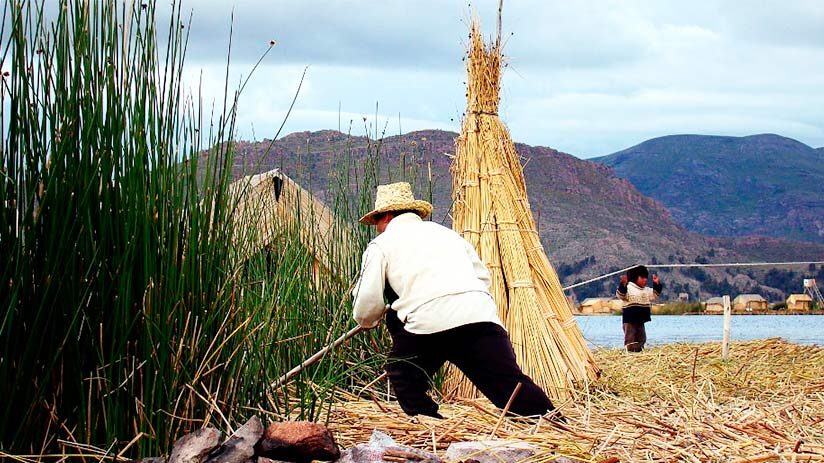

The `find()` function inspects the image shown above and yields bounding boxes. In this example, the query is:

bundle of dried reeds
[446,19,599,401]
[329,339,824,463]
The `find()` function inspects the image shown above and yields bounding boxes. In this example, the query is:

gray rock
[444,441,536,463]
[206,416,264,463]
[335,430,441,463]
[333,446,384,463]
[366,430,395,448]
[168,428,222,463]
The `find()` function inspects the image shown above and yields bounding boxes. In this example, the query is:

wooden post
[722,295,731,359]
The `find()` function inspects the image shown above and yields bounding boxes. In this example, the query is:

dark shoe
[413,411,444,420]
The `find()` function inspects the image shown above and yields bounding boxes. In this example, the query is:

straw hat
[359,182,433,225]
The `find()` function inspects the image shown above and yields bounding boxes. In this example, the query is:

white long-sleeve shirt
[352,213,502,334]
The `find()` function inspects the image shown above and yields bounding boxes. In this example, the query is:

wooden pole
[271,325,363,389]
[722,295,731,359]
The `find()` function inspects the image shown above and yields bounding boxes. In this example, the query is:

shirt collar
[385,212,422,232]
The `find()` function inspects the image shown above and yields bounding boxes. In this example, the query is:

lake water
[574,314,824,349]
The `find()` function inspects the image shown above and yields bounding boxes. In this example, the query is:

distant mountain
[593,134,824,243]
[227,130,824,301]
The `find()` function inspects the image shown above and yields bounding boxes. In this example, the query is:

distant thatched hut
[786,293,813,312]
[733,294,768,312]
[578,298,621,315]
[704,297,725,314]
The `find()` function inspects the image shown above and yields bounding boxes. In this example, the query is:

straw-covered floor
[328,339,824,462]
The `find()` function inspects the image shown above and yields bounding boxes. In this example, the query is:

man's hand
[652,274,660,284]
[620,274,628,285]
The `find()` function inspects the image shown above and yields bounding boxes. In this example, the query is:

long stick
[271,325,363,389]
[563,261,824,291]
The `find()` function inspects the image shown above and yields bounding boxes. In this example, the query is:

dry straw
[329,339,824,462]
[446,18,599,401]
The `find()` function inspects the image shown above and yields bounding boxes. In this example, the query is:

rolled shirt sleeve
[616,282,628,301]
[352,243,388,329]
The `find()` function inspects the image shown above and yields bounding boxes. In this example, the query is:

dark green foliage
[683,267,709,282]
[759,267,823,296]
[653,302,704,315]
[694,279,735,298]
[557,255,596,279]
[666,281,692,299]
[765,268,800,294]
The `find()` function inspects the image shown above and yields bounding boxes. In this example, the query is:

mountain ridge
[229,129,824,300]
[593,133,824,243]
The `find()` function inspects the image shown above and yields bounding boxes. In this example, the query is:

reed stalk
[0,0,405,456]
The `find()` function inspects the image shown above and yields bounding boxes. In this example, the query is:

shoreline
[575,310,824,316]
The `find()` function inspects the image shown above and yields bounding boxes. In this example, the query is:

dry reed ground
[328,338,824,462]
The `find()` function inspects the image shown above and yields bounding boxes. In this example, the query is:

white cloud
[169,0,824,156]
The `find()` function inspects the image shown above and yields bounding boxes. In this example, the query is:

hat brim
[359,200,433,225]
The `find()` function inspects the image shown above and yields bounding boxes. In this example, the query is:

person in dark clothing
[352,182,557,419]
[616,265,663,352]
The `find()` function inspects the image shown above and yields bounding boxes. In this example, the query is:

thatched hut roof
[229,168,354,275]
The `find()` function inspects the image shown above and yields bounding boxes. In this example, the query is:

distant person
[616,265,663,352]
[352,182,558,420]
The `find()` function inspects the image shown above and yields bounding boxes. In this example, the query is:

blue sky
[175,0,824,158]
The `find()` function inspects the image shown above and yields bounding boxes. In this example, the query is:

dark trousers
[385,320,555,418]
[623,322,647,352]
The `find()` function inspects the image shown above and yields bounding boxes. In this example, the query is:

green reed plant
[0,0,266,454]
[250,124,427,420]
[243,119,438,424]
[652,302,705,315]
[0,0,435,457]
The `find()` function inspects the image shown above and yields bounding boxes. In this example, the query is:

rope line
[562,261,824,291]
